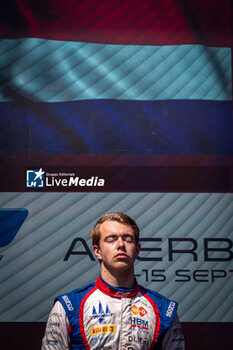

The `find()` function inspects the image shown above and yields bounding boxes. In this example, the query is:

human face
[93,220,140,273]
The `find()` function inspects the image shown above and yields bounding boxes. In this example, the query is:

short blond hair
[90,212,140,246]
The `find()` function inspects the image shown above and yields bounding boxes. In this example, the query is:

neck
[100,265,135,289]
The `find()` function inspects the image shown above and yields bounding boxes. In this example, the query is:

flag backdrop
[0,1,233,349]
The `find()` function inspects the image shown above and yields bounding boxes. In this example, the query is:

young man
[42,212,185,349]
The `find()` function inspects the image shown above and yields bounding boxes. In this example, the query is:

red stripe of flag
[0,0,231,46]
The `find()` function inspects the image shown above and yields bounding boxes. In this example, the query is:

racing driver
[41,212,185,349]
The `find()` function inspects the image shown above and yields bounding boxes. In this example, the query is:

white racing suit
[42,276,185,349]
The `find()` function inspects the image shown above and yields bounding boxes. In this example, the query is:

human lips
[115,253,128,259]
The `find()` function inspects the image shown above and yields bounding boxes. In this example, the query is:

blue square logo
[26,169,45,188]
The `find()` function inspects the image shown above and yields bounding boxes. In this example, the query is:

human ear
[93,244,102,261]
[136,243,141,257]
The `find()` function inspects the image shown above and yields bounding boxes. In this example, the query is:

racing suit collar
[96,275,140,298]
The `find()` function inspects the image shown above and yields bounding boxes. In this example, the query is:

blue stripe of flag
[1,100,232,154]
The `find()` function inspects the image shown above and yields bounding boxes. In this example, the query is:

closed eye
[123,235,134,243]
[105,235,117,242]
[105,235,135,243]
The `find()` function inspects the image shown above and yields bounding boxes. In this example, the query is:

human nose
[116,236,126,249]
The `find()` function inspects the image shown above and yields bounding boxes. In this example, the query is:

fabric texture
[42,276,184,349]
